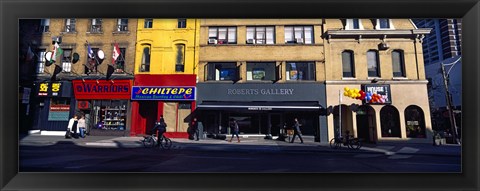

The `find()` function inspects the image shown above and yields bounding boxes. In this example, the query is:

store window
[284,26,313,44]
[342,50,355,78]
[246,26,275,44]
[144,19,153,28]
[205,62,238,81]
[90,18,102,33]
[380,105,401,137]
[286,62,316,81]
[367,50,380,77]
[117,19,128,32]
[92,100,128,131]
[140,45,151,72]
[65,19,76,32]
[246,62,276,81]
[208,27,237,44]
[405,105,426,138]
[48,98,71,121]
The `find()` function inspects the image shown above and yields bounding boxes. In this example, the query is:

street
[19,135,461,172]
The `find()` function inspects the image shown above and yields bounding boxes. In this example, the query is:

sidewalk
[19,134,461,157]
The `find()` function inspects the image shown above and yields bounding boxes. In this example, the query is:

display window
[92,100,128,131]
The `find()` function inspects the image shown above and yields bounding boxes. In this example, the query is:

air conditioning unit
[246,39,255,44]
[295,38,304,44]
[379,42,390,50]
[208,39,218,44]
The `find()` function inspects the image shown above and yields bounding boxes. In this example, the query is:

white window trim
[375,19,395,30]
[345,19,364,30]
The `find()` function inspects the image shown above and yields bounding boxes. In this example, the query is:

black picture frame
[3,0,479,190]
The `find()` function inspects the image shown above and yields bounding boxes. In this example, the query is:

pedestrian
[151,115,167,147]
[77,114,86,138]
[191,117,200,141]
[228,118,240,143]
[67,114,79,139]
[290,117,304,143]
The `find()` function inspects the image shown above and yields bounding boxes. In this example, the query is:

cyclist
[151,116,167,147]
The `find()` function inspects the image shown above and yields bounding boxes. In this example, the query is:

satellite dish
[72,53,80,64]
[97,50,105,60]
[45,52,54,66]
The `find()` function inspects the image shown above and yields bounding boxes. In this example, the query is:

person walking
[77,114,86,138]
[228,118,240,143]
[67,114,79,139]
[290,117,304,143]
[191,117,200,141]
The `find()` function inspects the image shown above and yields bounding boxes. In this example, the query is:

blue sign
[131,86,196,101]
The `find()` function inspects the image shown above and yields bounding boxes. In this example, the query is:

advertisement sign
[363,84,392,104]
[131,86,196,101]
[48,104,70,121]
[36,82,71,97]
[37,82,49,96]
[73,80,132,100]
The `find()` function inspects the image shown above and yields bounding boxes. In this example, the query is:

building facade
[22,18,137,136]
[323,19,432,143]
[196,19,328,142]
[130,19,200,138]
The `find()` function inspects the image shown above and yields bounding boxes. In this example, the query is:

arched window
[405,105,426,138]
[380,105,401,137]
[175,44,185,72]
[392,50,405,77]
[342,50,355,78]
[367,50,380,77]
[140,45,151,72]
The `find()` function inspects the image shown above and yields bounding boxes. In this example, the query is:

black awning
[197,101,322,111]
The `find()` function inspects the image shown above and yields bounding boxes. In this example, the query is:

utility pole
[441,63,459,145]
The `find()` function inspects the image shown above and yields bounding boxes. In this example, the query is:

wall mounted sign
[48,104,70,121]
[73,80,132,100]
[36,81,71,97]
[131,86,196,101]
[363,84,392,104]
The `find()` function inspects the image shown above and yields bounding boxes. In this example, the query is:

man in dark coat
[290,117,304,143]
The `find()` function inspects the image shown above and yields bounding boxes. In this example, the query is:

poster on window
[252,69,265,80]
[290,70,298,80]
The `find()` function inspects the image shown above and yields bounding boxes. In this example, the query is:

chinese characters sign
[131,86,196,101]
[37,82,63,97]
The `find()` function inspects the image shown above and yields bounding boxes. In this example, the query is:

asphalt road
[20,141,461,172]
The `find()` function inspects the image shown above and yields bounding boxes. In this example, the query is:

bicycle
[142,134,172,149]
[329,135,362,150]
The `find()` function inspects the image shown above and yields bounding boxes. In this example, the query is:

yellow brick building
[131,19,200,137]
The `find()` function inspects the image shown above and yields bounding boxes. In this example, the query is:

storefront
[31,81,75,131]
[130,74,196,138]
[196,83,328,142]
[72,79,132,136]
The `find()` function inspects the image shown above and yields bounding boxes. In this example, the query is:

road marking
[399,162,461,166]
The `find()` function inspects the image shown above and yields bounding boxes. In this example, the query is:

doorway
[269,113,282,136]
[356,105,376,143]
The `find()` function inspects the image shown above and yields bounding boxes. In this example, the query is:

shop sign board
[73,80,132,100]
[36,82,71,97]
[363,84,392,104]
[48,104,70,121]
[131,86,196,101]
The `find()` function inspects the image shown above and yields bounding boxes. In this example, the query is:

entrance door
[356,113,370,142]
[270,114,282,136]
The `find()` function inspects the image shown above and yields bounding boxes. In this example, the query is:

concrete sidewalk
[19,134,461,157]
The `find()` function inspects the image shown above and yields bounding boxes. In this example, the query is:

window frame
[114,47,126,73]
[285,62,316,81]
[205,62,238,81]
[140,45,151,72]
[175,44,185,72]
[65,19,76,32]
[90,18,103,33]
[246,62,276,81]
[37,49,46,74]
[85,47,99,74]
[39,19,50,33]
[345,19,363,30]
[284,25,314,44]
[117,19,129,32]
[392,50,406,77]
[246,26,275,44]
[367,50,380,77]
[341,50,356,78]
[375,19,395,30]
[208,27,237,44]
[177,19,187,28]
[61,48,73,73]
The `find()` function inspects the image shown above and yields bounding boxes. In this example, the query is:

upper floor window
[342,50,355,78]
[392,50,406,77]
[114,47,126,73]
[376,19,394,29]
[345,19,362,30]
[90,19,102,33]
[144,19,153,28]
[65,19,76,32]
[85,47,99,74]
[140,45,151,72]
[284,26,313,44]
[286,62,316,81]
[175,44,185,72]
[246,26,275,44]
[61,49,73,73]
[178,19,187,28]
[37,49,46,74]
[208,27,237,44]
[117,19,128,32]
[246,62,278,81]
[367,50,380,77]
[39,19,50,33]
[205,62,238,81]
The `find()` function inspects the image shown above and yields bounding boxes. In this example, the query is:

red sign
[73,80,132,100]
[50,104,70,111]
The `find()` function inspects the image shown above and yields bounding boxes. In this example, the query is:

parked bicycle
[329,132,362,150]
[142,134,172,149]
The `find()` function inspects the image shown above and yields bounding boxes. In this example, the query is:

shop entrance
[269,113,282,136]
[356,105,376,143]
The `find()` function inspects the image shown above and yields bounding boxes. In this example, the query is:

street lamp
[440,56,461,145]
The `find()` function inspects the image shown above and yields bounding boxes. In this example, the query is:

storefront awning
[197,101,323,111]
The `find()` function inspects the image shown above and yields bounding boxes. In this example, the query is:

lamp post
[440,57,461,145]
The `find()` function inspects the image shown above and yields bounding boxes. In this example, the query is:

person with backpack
[228,118,240,143]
